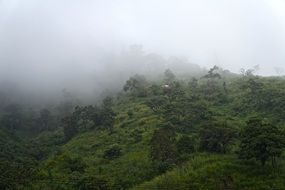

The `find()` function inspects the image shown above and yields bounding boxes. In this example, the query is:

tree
[71,174,110,190]
[101,97,116,132]
[145,96,166,112]
[164,69,176,84]
[150,124,177,171]
[123,74,147,97]
[1,104,22,130]
[188,77,198,91]
[62,116,78,141]
[59,154,86,173]
[72,105,101,132]
[148,84,162,96]
[240,65,259,77]
[203,65,221,80]
[201,66,223,99]
[223,81,227,93]
[176,135,195,154]
[160,94,210,130]
[199,122,237,153]
[130,129,143,143]
[103,145,122,160]
[239,117,285,167]
[0,161,35,189]
[61,97,116,140]
[38,108,52,131]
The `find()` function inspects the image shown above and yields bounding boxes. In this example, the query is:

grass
[132,154,285,190]
[37,99,163,189]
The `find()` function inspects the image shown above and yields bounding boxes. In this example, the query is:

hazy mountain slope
[2,71,285,190]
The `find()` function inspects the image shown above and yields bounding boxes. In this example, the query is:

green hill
[1,67,285,189]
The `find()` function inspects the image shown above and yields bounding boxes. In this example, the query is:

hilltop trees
[123,74,148,97]
[203,65,221,80]
[239,117,285,167]
[201,65,224,101]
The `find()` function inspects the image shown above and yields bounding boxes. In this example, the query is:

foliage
[203,65,221,79]
[62,97,116,140]
[176,135,195,154]
[61,154,86,173]
[150,124,178,172]
[123,74,148,97]
[0,160,36,189]
[101,97,116,132]
[239,117,285,166]
[103,145,122,160]
[199,122,237,153]
[130,129,143,143]
[62,115,79,141]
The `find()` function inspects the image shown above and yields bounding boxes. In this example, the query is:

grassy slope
[39,99,164,189]
[37,96,285,190]
[132,154,285,190]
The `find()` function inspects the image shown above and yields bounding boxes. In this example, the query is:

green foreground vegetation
[1,66,285,189]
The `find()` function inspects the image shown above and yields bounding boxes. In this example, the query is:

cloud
[0,0,284,96]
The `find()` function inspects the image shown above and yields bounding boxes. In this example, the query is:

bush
[199,123,237,153]
[103,145,122,160]
[176,135,195,154]
[130,129,142,143]
[59,154,86,173]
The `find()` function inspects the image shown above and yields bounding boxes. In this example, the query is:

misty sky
[1,0,285,92]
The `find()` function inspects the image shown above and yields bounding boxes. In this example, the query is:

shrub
[103,145,122,160]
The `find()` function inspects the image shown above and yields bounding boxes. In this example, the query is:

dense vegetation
[1,66,285,189]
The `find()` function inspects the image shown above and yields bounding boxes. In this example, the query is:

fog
[0,0,285,100]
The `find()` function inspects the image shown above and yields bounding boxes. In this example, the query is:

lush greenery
[1,66,285,189]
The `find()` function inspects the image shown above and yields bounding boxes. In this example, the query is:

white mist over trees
[0,0,285,100]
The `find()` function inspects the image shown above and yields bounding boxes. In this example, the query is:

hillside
[1,67,285,189]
